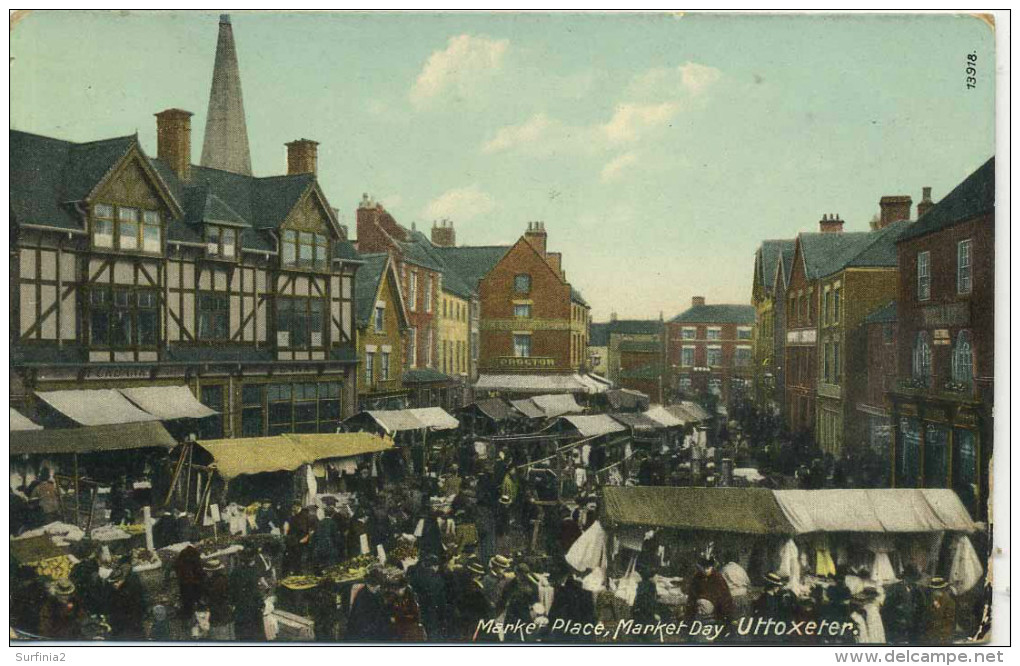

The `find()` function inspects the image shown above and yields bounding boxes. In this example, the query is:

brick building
[475,222,592,394]
[603,316,666,402]
[860,300,898,483]
[667,297,754,408]
[750,239,794,414]
[588,322,610,377]
[888,158,994,517]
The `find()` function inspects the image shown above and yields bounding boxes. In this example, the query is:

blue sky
[11,11,995,320]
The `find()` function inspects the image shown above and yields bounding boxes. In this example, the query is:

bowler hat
[928,576,949,590]
[51,578,76,597]
[202,558,225,572]
[490,554,512,570]
[466,562,486,576]
[765,572,784,586]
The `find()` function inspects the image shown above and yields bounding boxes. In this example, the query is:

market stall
[604,388,651,413]
[457,397,517,436]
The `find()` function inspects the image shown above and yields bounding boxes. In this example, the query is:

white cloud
[600,152,639,182]
[679,62,722,95]
[410,35,509,109]
[627,61,722,100]
[377,194,403,211]
[601,102,681,145]
[423,186,496,222]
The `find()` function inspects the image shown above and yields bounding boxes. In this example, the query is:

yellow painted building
[438,287,471,380]
[355,253,410,410]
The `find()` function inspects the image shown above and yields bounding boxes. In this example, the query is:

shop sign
[83,367,153,381]
[496,356,556,369]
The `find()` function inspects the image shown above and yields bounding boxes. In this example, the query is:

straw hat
[466,561,486,576]
[499,494,512,506]
[202,558,225,573]
[928,576,949,590]
[51,578,76,597]
[489,554,513,570]
[764,572,785,586]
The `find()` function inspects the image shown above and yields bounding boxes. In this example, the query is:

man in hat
[482,554,513,609]
[923,577,957,644]
[500,564,537,641]
[107,562,147,640]
[346,566,393,641]
[407,553,447,640]
[173,544,205,619]
[686,555,734,625]
[229,550,266,642]
[255,499,279,534]
[456,561,493,641]
[882,564,925,644]
[850,588,885,644]
[546,559,595,643]
[201,558,234,640]
[753,572,796,624]
[38,578,85,639]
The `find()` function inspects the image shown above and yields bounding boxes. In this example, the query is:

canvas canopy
[196,432,394,480]
[407,407,459,430]
[10,408,42,432]
[361,410,428,433]
[510,399,546,420]
[608,412,664,432]
[602,486,794,535]
[560,414,628,438]
[680,401,712,421]
[474,373,591,394]
[37,389,158,426]
[644,405,685,428]
[118,386,218,420]
[773,489,976,534]
[10,421,177,455]
[574,374,610,394]
[469,398,514,422]
[531,394,584,418]
[605,389,650,411]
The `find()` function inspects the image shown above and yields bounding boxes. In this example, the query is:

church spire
[200,14,252,175]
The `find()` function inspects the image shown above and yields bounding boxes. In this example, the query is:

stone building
[666,297,755,408]
[888,158,994,518]
[354,253,409,410]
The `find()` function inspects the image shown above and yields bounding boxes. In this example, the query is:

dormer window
[281,230,330,271]
[92,203,162,254]
[205,226,237,259]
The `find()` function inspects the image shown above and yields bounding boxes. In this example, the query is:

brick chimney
[916,187,934,219]
[819,213,844,233]
[610,311,618,322]
[692,296,706,308]
[524,221,547,256]
[155,108,193,181]
[431,219,456,247]
[878,195,912,228]
[286,139,319,175]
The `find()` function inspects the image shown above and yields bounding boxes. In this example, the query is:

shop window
[679,374,692,392]
[89,286,158,348]
[276,297,325,348]
[267,381,342,435]
[198,385,225,439]
[241,384,265,437]
[924,423,949,487]
[898,417,921,487]
[951,330,974,387]
[708,377,722,395]
[197,292,229,341]
[912,332,932,387]
[953,428,978,512]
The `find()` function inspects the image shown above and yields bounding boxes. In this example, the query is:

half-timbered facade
[10,113,360,440]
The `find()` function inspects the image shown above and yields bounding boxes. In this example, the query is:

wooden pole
[184,442,194,514]
[161,443,190,508]
[84,485,98,535]
[74,454,81,528]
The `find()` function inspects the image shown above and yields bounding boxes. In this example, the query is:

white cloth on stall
[581,568,606,593]
[721,561,751,597]
[612,555,641,606]
[574,467,587,488]
[566,520,608,572]
[948,534,983,594]
[776,539,801,583]
[581,445,591,466]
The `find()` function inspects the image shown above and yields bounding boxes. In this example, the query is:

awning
[284,433,394,462]
[510,399,546,420]
[601,486,795,535]
[474,373,590,394]
[644,405,685,428]
[465,398,514,422]
[574,374,609,394]
[560,414,628,438]
[407,407,459,431]
[606,388,650,411]
[680,401,712,421]
[773,489,977,534]
[10,421,177,455]
[531,394,584,418]
[36,389,158,426]
[609,412,664,432]
[362,410,427,433]
[118,386,218,420]
[664,401,711,424]
[196,432,395,479]
[10,408,43,432]
[587,373,613,388]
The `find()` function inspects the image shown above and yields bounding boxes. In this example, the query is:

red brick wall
[865,320,897,408]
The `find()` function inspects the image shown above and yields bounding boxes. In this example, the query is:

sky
[11,11,996,321]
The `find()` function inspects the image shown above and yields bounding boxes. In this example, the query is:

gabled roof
[864,300,898,325]
[398,235,445,273]
[756,239,796,290]
[898,157,995,243]
[404,231,474,298]
[843,220,909,270]
[589,323,610,346]
[778,245,795,288]
[354,253,388,328]
[669,303,755,325]
[797,231,875,280]
[433,245,511,288]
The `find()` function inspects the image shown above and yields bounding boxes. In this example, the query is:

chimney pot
[155,108,194,181]
[692,296,706,308]
[878,195,912,228]
[917,187,935,219]
[819,213,844,234]
[286,139,319,176]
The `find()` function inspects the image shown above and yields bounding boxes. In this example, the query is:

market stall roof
[574,374,609,394]
[407,407,459,431]
[680,401,712,421]
[37,389,160,426]
[559,414,628,438]
[644,405,685,428]
[10,407,43,431]
[283,433,394,461]
[467,398,514,422]
[360,410,427,433]
[474,373,591,394]
[531,394,584,418]
[196,436,309,479]
[609,412,664,432]
[510,398,546,420]
[773,489,977,534]
[118,386,218,420]
[10,421,177,455]
[602,486,794,535]
[588,373,613,387]
[606,388,650,411]
[664,402,711,424]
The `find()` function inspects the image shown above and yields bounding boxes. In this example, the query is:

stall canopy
[773,489,976,534]
[196,432,394,480]
[467,398,514,422]
[605,389,650,412]
[602,487,794,535]
[36,389,158,426]
[575,374,610,394]
[407,407,459,431]
[681,401,712,421]
[664,401,711,424]
[118,386,218,420]
[510,399,546,420]
[559,414,628,438]
[609,412,665,432]
[10,421,177,456]
[644,405,685,428]
[531,394,584,418]
[10,408,43,432]
[475,373,593,394]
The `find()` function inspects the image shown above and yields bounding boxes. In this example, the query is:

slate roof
[864,300,898,325]
[570,287,589,308]
[757,239,796,290]
[898,157,994,243]
[608,319,663,336]
[779,246,796,287]
[843,220,909,270]
[404,231,474,299]
[797,231,875,280]
[353,253,389,328]
[618,340,662,354]
[669,304,755,325]
[433,245,511,290]
[589,323,610,346]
